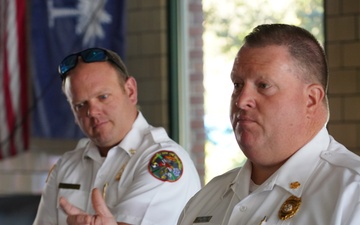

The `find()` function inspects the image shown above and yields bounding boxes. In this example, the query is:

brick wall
[326,0,360,155]
[126,0,206,184]
[126,0,170,129]
[187,0,205,185]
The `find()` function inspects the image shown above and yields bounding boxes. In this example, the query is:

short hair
[104,48,130,83]
[244,24,328,94]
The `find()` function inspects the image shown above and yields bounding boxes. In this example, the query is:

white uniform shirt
[33,112,201,225]
[178,127,360,225]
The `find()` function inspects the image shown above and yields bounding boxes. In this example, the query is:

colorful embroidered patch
[148,151,183,182]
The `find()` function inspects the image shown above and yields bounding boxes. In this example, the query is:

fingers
[66,214,92,225]
[59,196,84,215]
[91,188,113,217]
[60,196,91,225]
[60,189,117,225]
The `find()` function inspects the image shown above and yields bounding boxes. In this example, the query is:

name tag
[194,216,212,223]
[58,183,81,190]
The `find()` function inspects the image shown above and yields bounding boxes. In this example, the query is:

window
[203,0,324,183]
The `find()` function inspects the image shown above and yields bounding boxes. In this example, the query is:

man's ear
[125,76,138,105]
[306,83,325,113]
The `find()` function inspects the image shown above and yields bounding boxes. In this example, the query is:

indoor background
[0,0,359,224]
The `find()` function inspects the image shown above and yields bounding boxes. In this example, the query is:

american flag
[0,0,29,159]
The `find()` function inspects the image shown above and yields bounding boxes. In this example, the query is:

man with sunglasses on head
[32,48,201,225]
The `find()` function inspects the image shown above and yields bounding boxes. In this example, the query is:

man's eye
[233,83,243,89]
[74,103,85,111]
[259,83,270,89]
[99,94,109,100]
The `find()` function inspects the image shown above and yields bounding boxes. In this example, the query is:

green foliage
[294,0,324,44]
[203,0,324,56]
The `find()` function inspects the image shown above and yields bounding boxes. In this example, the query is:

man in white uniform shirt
[32,48,201,225]
[55,25,360,225]
[177,24,360,225]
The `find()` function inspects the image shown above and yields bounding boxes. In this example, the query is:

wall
[126,0,206,183]
[126,0,170,129]
[187,0,206,184]
[326,0,360,155]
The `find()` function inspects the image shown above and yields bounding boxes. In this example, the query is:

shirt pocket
[57,188,90,225]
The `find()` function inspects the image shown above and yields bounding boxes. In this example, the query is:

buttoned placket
[88,146,130,213]
[227,178,276,225]
[229,193,267,224]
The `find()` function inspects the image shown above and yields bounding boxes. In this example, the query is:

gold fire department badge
[278,195,301,220]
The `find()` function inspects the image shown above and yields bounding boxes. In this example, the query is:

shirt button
[239,205,247,212]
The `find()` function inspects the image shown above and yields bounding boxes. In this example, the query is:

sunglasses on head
[58,48,127,81]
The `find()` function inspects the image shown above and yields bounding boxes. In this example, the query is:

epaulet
[148,150,183,182]
[149,127,169,144]
[321,151,360,175]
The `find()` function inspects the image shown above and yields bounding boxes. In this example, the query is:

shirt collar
[118,111,149,156]
[229,161,252,200]
[230,126,330,198]
[271,126,330,196]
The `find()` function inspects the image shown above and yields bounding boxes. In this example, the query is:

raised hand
[60,188,118,225]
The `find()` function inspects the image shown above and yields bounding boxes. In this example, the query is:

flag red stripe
[16,0,29,151]
[0,48,3,159]
[3,41,17,156]
[0,0,28,159]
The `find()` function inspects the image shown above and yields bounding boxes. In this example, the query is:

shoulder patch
[148,151,183,182]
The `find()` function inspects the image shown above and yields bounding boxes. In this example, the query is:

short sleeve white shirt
[178,127,360,225]
[33,112,201,225]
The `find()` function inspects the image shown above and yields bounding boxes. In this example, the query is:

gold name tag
[58,183,81,190]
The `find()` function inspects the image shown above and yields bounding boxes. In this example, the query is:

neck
[250,118,327,185]
[99,147,110,157]
[250,161,284,185]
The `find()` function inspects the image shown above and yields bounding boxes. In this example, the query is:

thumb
[91,188,113,217]
[59,196,85,215]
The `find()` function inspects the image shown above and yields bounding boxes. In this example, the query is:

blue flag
[30,0,126,138]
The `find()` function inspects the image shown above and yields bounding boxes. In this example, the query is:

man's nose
[86,101,101,117]
[234,85,256,109]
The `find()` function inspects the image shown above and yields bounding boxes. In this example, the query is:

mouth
[91,120,108,129]
[239,117,255,124]
[235,112,254,121]
[232,113,256,129]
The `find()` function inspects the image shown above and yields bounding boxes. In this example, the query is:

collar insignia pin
[129,149,136,155]
[290,181,301,189]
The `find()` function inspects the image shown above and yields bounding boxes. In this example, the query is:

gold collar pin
[290,181,301,189]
